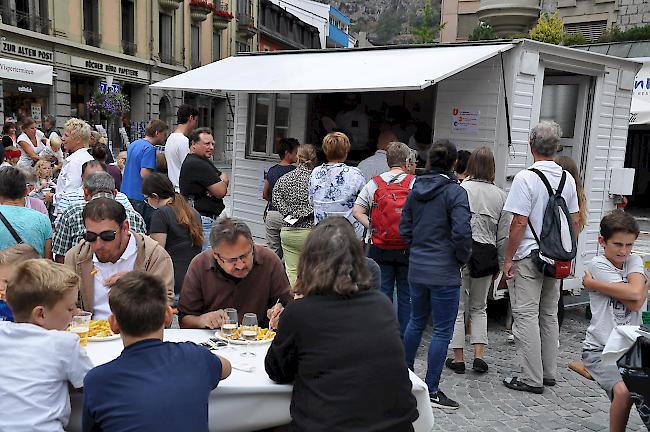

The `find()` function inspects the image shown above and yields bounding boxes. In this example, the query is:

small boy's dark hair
[108,271,167,337]
[600,211,640,241]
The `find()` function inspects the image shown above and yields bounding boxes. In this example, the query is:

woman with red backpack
[352,142,416,338]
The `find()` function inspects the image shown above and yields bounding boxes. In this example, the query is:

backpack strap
[372,175,388,188]
[0,210,23,245]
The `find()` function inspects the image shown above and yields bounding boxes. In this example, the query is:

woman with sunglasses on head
[142,173,203,304]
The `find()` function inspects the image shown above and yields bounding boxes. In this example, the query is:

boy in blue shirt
[82,271,231,432]
[582,211,648,432]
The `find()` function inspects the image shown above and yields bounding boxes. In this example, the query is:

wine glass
[240,313,258,358]
[222,308,238,350]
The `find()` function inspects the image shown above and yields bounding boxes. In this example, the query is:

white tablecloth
[68,329,435,432]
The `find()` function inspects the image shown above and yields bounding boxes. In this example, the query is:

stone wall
[617,0,650,30]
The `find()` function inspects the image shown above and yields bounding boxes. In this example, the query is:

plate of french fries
[88,319,120,341]
[214,326,276,345]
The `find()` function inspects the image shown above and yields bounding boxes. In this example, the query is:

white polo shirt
[503,160,579,261]
[55,148,94,211]
[0,321,93,432]
[92,233,138,319]
[165,132,190,192]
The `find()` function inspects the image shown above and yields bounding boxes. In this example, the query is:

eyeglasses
[216,248,254,265]
[83,230,117,242]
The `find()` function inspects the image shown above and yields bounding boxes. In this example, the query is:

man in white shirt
[64,198,175,318]
[356,130,398,182]
[54,119,93,213]
[165,104,199,192]
[501,121,580,394]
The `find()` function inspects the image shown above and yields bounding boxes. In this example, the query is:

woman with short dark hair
[400,139,472,409]
[265,217,418,431]
[0,167,52,258]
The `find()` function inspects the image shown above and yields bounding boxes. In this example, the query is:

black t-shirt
[265,290,418,431]
[149,205,202,294]
[179,154,225,217]
[265,164,295,211]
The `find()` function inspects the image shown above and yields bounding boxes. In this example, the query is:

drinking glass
[69,311,92,347]
[222,308,238,350]
[240,313,258,358]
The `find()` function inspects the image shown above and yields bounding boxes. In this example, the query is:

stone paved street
[412,307,645,431]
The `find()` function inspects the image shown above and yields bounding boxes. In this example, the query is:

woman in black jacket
[399,139,472,410]
[265,217,418,432]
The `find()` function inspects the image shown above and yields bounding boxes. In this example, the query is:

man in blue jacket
[400,139,472,410]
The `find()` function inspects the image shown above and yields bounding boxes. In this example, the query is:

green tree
[411,0,445,44]
[374,12,403,44]
[468,22,498,41]
[529,11,564,45]
[562,32,588,46]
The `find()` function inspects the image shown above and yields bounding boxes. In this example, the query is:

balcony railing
[0,8,50,34]
[122,40,137,56]
[84,29,102,47]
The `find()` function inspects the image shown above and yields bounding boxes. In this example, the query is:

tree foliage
[529,11,564,45]
[411,0,445,44]
[468,22,498,41]
[562,32,588,46]
[598,24,650,43]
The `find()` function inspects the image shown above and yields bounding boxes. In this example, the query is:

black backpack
[528,168,577,279]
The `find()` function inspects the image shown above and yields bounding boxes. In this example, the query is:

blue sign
[99,81,122,93]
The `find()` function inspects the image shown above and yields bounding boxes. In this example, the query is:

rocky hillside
[319,0,442,45]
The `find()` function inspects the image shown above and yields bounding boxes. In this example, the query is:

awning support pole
[499,52,512,149]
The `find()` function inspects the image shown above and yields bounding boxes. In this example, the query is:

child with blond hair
[0,259,93,431]
[0,244,40,321]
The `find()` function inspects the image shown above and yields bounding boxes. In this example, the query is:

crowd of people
[0,106,646,432]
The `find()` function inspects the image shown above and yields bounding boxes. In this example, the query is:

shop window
[212,32,221,61]
[236,42,250,53]
[121,0,136,55]
[248,94,291,157]
[83,0,101,47]
[159,13,173,63]
[191,25,200,68]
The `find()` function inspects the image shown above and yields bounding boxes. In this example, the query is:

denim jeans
[367,246,411,337]
[129,198,154,232]
[403,283,460,394]
[200,215,217,251]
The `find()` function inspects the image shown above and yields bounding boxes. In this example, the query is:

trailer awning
[631,58,650,125]
[150,43,514,93]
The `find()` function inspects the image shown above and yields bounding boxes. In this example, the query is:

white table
[68,329,435,432]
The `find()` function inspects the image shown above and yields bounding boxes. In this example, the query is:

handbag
[0,210,23,245]
[468,240,499,278]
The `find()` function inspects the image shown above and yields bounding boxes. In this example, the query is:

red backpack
[370,174,414,250]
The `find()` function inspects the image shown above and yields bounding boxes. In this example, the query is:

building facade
[440,0,649,43]
[0,0,262,163]
[259,0,320,51]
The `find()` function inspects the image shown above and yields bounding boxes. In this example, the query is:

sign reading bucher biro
[70,56,148,81]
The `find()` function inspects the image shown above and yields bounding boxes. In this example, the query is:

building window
[248,94,291,157]
[212,32,221,61]
[191,25,200,68]
[540,84,579,138]
[236,42,250,53]
[83,0,101,47]
[159,13,173,63]
[121,0,136,55]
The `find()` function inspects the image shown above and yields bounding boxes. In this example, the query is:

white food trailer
[152,39,641,294]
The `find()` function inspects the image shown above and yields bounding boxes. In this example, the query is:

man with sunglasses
[64,198,174,319]
[178,218,291,329]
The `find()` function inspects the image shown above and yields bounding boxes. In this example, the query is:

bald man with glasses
[178,218,291,330]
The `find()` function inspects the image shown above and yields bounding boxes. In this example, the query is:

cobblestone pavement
[412,307,645,431]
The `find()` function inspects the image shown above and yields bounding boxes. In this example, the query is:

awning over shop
[631,58,650,125]
[150,43,514,93]
[0,57,53,85]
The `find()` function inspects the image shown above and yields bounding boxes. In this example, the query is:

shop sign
[451,107,480,134]
[99,81,122,93]
[0,57,53,85]
[70,56,147,80]
[18,86,33,93]
[1,41,53,62]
